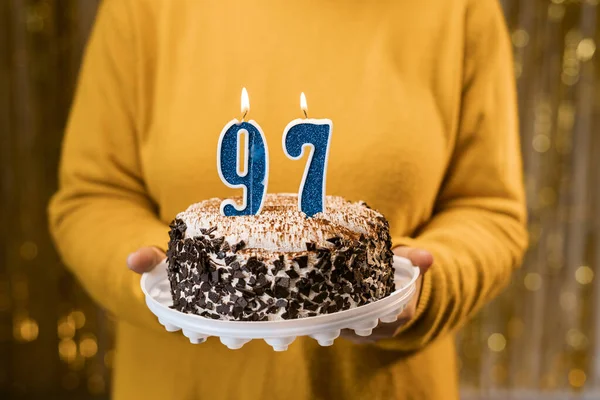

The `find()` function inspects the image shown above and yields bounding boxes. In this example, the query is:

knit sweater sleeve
[381,0,528,351]
[48,0,168,331]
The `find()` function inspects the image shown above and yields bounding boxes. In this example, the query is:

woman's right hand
[127,247,166,274]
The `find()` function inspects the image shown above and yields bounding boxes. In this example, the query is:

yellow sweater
[49,0,528,399]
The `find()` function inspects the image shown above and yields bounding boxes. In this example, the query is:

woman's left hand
[340,246,433,344]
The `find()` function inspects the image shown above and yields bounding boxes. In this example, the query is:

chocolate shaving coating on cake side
[166,194,394,321]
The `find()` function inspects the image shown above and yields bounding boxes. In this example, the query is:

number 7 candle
[217,88,269,216]
[282,93,333,217]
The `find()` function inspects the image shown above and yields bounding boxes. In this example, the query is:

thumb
[127,246,166,274]
[393,246,433,276]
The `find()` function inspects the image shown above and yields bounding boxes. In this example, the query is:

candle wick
[303,109,308,119]
[241,109,248,122]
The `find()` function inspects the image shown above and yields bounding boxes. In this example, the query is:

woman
[49,0,528,398]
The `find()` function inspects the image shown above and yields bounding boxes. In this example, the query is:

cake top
[176,193,386,253]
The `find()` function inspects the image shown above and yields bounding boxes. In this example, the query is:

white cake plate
[141,255,419,351]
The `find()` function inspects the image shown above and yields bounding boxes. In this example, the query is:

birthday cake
[166,193,394,321]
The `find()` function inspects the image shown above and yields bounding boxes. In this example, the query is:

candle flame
[241,87,250,118]
[300,92,308,118]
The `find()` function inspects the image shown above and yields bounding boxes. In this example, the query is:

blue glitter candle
[217,88,269,216]
[282,93,333,217]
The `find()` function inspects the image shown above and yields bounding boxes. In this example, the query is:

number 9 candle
[282,93,333,217]
[217,88,269,216]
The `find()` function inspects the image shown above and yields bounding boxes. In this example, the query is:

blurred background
[0,0,598,399]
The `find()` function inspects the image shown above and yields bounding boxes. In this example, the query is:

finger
[394,247,433,275]
[127,247,166,274]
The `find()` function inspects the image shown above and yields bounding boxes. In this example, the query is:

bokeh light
[69,310,86,330]
[560,291,577,311]
[88,374,105,395]
[68,355,85,371]
[568,369,586,388]
[512,29,530,48]
[575,266,594,285]
[547,3,565,21]
[576,38,596,61]
[566,328,588,350]
[57,317,76,339]
[58,339,77,363]
[79,334,98,358]
[524,273,542,291]
[487,333,507,352]
[13,318,39,342]
[19,241,38,261]
[532,135,551,153]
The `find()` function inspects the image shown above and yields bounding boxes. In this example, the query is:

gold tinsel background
[0,0,598,398]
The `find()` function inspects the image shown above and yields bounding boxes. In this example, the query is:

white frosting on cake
[177,193,383,252]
